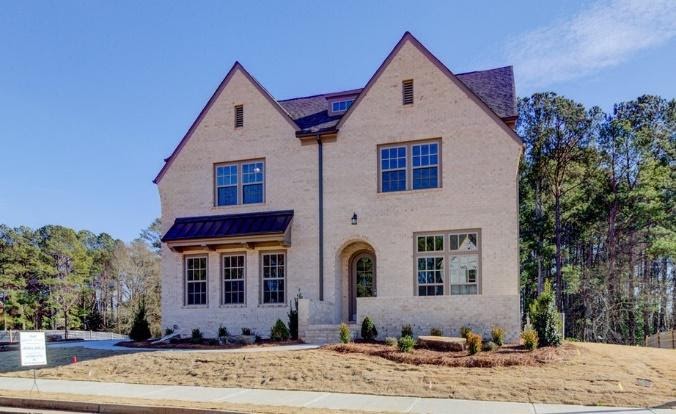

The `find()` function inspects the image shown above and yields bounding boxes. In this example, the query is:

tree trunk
[64,306,68,340]
[554,192,563,310]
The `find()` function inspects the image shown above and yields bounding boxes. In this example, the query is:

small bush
[401,324,413,338]
[398,336,416,352]
[430,327,443,336]
[241,327,252,336]
[521,328,539,350]
[361,316,378,341]
[491,326,505,346]
[270,319,290,341]
[288,290,302,340]
[467,333,482,355]
[385,336,398,347]
[482,340,499,352]
[129,301,152,342]
[529,280,562,347]
[191,328,203,344]
[218,326,228,338]
[164,327,174,336]
[339,323,351,344]
[460,326,472,340]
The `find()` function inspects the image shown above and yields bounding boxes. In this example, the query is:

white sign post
[19,331,47,393]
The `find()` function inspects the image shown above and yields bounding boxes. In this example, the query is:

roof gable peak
[335,32,521,146]
[153,61,298,184]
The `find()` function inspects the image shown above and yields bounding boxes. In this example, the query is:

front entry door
[350,252,376,322]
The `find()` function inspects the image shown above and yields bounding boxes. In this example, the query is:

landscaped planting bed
[325,342,576,368]
[116,338,303,350]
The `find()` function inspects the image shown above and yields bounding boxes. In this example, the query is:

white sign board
[20,331,47,367]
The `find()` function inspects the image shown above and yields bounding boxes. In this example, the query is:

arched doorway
[349,251,376,321]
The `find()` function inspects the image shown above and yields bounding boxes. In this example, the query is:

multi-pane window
[215,160,265,206]
[379,140,440,192]
[449,231,479,294]
[185,256,207,305]
[450,255,478,295]
[222,254,245,305]
[380,147,407,192]
[412,143,439,189]
[414,231,480,296]
[242,162,264,204]
[331,99,353,113]
[415,235,444,296]
[216,165,238,206]
[262,252,285,304]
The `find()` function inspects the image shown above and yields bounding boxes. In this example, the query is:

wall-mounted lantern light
[351,212,358,225]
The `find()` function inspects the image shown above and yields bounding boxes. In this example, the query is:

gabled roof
[154,32,520,184]
[278,65,517,135]
[335,32,521,145]
[153,62,299,184]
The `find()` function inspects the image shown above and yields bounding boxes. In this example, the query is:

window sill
[377,187,443,197]
[181,305,209,309]
[211,202,267,210]
[219,304,247,309]
[257,303,287,308]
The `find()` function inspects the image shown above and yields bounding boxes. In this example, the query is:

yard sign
[19,331,47,367]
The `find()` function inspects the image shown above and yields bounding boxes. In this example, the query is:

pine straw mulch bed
[116,339,303,350]
[324,342,577,368]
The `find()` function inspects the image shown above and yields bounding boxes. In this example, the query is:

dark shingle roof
[277,66,516,134]
[161,210,293,242]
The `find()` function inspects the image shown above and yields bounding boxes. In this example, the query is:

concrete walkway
[48,339,319,353]
[0,377,672,414]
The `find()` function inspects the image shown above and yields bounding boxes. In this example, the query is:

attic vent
[234,105,244,128]
[402,79,414,105]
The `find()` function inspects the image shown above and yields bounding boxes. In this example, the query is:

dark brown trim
[336,32,523,147]
[154,62,299,184]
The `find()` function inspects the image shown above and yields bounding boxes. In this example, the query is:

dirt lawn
[1,342,674,408]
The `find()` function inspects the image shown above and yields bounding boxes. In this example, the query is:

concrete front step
[303,323,359,345]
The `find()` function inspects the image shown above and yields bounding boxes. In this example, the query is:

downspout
[317,134,324,301]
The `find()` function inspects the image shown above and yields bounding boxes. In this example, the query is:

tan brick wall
[357,295,521,343]
[323,40,521,317]
[158,68,319,337]
[157,39,522,339]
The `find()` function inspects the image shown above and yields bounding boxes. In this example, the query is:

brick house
[154,32,523,343]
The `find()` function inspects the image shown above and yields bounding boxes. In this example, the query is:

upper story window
[331,99,353,113]
[215,159,265,206]
[234,105,244,128]
[402,79,414,105]
[379,140,440,192]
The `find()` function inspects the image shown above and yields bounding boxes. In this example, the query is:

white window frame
[214,159,265,207]
[222,253,246,305]
[260,251,286,305]
[184,255,208,306]
[378,139,441,193]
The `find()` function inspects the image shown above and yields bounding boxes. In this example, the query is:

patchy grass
[325,342,575,368]
[0,342,674,408]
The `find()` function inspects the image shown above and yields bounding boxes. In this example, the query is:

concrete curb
[0,396,243,414]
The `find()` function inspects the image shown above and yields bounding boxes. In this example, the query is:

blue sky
[1,0,674,241]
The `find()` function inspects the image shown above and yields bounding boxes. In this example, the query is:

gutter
[316,134,324,301]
